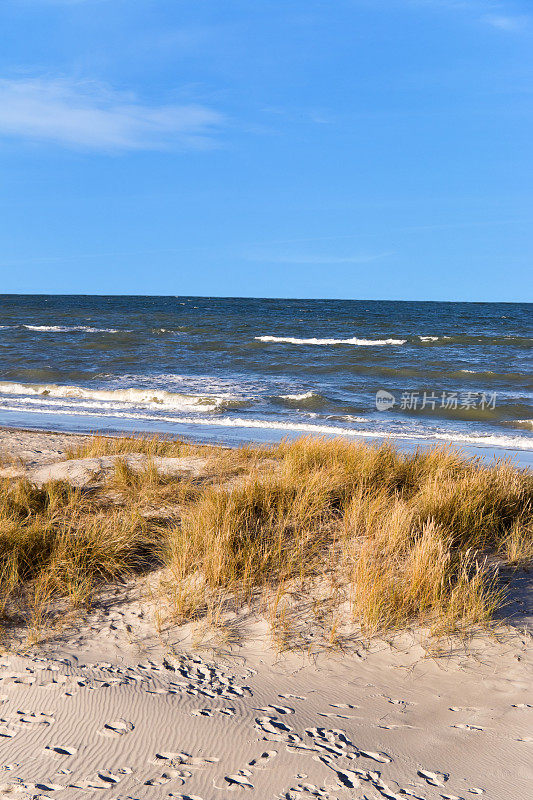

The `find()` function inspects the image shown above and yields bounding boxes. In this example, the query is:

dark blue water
[0,295,531,453]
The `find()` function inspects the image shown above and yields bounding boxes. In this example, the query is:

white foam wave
[1,400,531,451]
[0,381,235,412]
[0,402,382,438]
[419,336,439,342]
[433,432,533,449]
[278,391,317,400]
[508,419,533,430]
[22,325,126,333]
[256,335,406,346]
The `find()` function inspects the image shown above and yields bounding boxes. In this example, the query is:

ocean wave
[1,398,531,451]
[0,381,244,413]
[418,334,533,347]
[278,391,317,400]
[269,391,334,411]
[22,325,126,334]
[256,335,406,346]
[503,419,533,431]
[433,431,533,449]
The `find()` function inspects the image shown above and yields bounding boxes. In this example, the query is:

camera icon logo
[375,389,395,411]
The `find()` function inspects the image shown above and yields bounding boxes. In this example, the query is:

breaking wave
[271,391,330,410]
[1,401,531,450]
[256,335,406,346]
[22,325,125,333]
[0,381,245,413]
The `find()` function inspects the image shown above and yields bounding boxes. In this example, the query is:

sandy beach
[2,0,532,792]
[0,428,531,800]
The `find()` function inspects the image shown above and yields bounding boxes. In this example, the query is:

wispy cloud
[403,0,531,32]
[246,252,393,265]
[0,77,224,151]
[12,0,109,4]
[483,13,530,30]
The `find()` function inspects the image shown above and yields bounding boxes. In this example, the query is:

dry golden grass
[65,433,188,459]
[0,475,160,637]
[1,434,531,643]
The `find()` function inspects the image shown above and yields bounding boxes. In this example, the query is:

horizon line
[0,292,530,305]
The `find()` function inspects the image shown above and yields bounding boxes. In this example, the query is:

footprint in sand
[450,723,484,731]
[222,769,254,790]
[248,750,278,769]
[359,749,392,763]
[279,694,306,700]
[25,781,65,792]
[318,703,359,719]
[153,752,219,769]
[317,756,361,790]
[283,781,336,798]
[100,718,135,736]
[16,711,55,725]
[96,769,129,785]
[191,707,236,717]
[168,794,206,800]
[69,767,132,790]
[305,727,355,751]
[44,745,77,756]
[318,711,357,719]
[255,716,293,737]
[1,673,36,686]
[381,695,414,709]
[257,705,295,715]
[0,724,17,738]
[145,768,190,786]
[417,769,449,787]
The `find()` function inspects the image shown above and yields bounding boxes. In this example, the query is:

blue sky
[0,0,531,301]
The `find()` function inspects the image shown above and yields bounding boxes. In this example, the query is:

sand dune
[0,429,531,800]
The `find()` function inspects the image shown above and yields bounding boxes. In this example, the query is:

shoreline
[1,419,532,470]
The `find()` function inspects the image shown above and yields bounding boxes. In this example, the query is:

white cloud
[247,252,393,265]
[0,77,224,151]
[402,0,531,32]
[484,13,530,30]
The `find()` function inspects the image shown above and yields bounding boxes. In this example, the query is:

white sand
[0,429,531,800]
[2,625,532,800]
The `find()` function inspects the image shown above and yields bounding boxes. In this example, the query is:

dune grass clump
[1,434,531,643]
[165,437,532,637]
[65,433,188,459]
[0,476,160,634]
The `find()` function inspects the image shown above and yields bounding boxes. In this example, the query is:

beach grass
[1,435,531,643]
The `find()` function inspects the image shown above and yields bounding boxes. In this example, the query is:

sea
[0,295,531,462]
